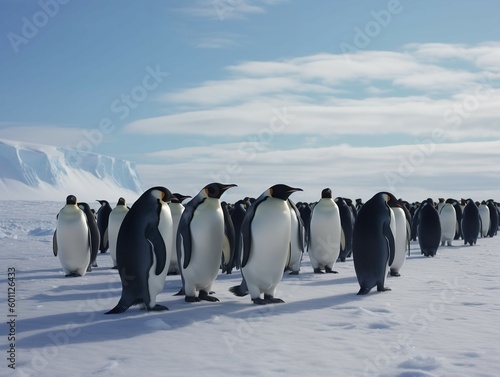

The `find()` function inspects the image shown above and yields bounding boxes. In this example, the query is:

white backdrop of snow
[1,200,499,377]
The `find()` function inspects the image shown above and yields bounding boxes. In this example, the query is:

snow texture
[1,200,499,377]
[0,139,142,201]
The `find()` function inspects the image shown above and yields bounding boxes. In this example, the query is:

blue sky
[1,0,500,202]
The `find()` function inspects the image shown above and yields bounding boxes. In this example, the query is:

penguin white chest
[185,199,224,284]
[244,198,291,289]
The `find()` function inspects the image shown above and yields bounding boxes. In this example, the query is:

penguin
[478,201,490,238]
[285,198,305,275]
[77,202,100,271]
[53,195,91,277]
[452,200,463,240]
[352,192,395,295]
[461,199,480,246]
[308,188,344,274]
[221,200,236,274]
[436,198,446,213]
[167,193,191,275]
[486,200,498,237]
[107,197,129,269]
[418,198,442,257]
[388,198,410,277]
[105,187,174,314]
[410,202,421,241]
[228,199,247,272]
[335,197,354,262]
[297,202,312,246]
[177,183,237,302]
[439,200,457,246]
[229,184,303,304]
[96,199,112,253]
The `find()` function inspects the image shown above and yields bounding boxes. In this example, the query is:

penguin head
[77,202,89,211]
[379,191,398,207]
[202,183,237,199]
[66,195,77,205]
[172,193,192,203]
[321,188,332,199]
[96,200,109,206]
[269,184,303,200]
[117,197,126,206]
[148,186,175,203]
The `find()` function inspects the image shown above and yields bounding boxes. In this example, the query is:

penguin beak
[287,188,303,193]
[221,184,238,192]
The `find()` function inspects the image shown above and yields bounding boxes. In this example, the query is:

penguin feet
[252,298,269,305]
[264,294,284,304]
[390,270,401,277]
[92,261,98,268]
[86,266,92,272]
[357,287,371,295]
[288,271,299,275]
[185,296,201,303]
[111,266,118,270]
[199,290,220,302]
[313,268,324,274]
[377,286,391,292]
[65,272,81,277]
[325,267,338,274]
[149,304,169,311]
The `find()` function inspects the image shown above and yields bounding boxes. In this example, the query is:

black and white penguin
[221,200,236,274]
[177,183,237,302]
[439,199,457,246]
[352,192,395,295]
[229,184,303,304]
[53,195,92,277]
[308,188,344,274]
[486,200,498,237]
[167,193,191,275]
[228,199,247,272]
[461,199,480,246]
[105,187,174,314]
[96,199,112,253]
[418,198,442,257]
[108,197,129,269]
[77,202,100,271]
[388,198,410,277]
[478,201,490,238]
[335,197,355,262]
[285,198,305,275]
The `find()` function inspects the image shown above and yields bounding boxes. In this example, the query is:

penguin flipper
[52,230,58,256]
[241,197,267,268]
[221,202,236,273]
[384,221,396,266]
[145,223,167,276]
[177,204,198,269]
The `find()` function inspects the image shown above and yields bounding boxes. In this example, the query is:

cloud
[178,0,282,21]
[126,42,500,143]
[137,140,500,204]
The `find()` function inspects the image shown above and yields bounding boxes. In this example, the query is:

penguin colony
[51,186,500,312]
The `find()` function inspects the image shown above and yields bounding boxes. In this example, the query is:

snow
[2,200,499,377]
[0,139,142,201]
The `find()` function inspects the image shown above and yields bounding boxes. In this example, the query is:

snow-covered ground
[1,200,499,377]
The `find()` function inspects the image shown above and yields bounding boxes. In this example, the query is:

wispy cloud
[178,0,281,21]
[126,42,500,142]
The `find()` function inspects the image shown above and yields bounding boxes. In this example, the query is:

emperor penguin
[478,201,490,238]
[335,197,354,262]
[53,195,91,277]
[105,187,175,314]
[486,200,498,237]
[167,193,191,275]
[388,197,411,277]
[228,199,247,272]
[439,199,457,246]
[77,202,100,271]
[96,199,112,253]
[418,198,442,257]
[285,198,305,275]
[352,192,395,295]
[308,188,344,274]
[229,184,303,304]
[221,201,236,274]
[177,183,237,302]
[461,199,480,246]
[107,197,129,269]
